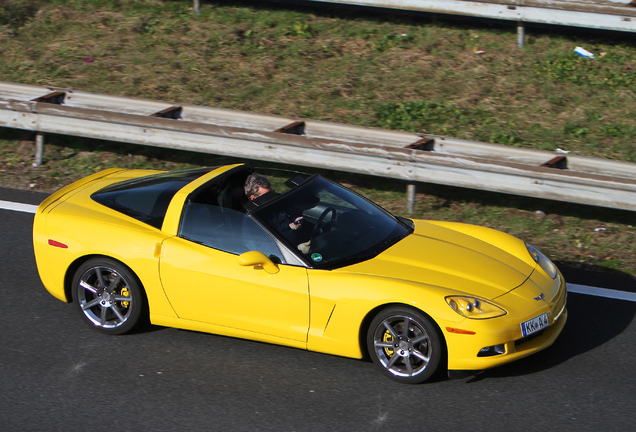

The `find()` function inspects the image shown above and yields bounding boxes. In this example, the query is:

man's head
[244,173,272,200]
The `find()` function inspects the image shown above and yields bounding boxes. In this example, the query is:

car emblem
[533,293,545,301]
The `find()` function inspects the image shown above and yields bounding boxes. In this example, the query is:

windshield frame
[248,175,413,269]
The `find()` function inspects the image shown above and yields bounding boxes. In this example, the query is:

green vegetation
[1,0,635,273]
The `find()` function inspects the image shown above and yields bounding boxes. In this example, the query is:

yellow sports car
[33,163,567,383]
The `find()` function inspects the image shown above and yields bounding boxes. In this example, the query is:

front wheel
[367,307,443,384]
[71,258,146,335]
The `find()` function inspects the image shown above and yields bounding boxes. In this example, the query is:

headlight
[446,296,506,319]
[526,244,557,279]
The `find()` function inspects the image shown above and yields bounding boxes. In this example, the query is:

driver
[244,173,309,251]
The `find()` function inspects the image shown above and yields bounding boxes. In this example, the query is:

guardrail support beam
[406,183,416,214]
[151,106,182,119]
[34,132,44,167]
[517,21,525,48]
[32,91,65,104]
[541,156,568,169]
[405,138,434,151]
[274,121,306,135]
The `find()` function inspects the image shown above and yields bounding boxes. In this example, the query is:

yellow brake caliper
[383,331,395,357]
[120,287,130,308]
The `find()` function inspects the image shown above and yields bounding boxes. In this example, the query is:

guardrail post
[406,183,416,215]
[517,21,525,48]
[194,0,200,14]
[34,132,44,166]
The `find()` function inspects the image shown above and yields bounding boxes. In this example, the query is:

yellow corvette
[33,163,567,383]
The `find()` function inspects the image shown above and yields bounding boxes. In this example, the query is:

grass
[0,0,635,274]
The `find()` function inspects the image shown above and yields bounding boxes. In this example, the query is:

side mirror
[238,251,279,274]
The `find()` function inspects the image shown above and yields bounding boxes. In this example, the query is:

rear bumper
[32,168,127,303]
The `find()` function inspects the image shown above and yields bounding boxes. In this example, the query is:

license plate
[521,313,549,337]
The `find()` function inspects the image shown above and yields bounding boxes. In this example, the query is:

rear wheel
[71,258,145,335]
[367,307,443,384]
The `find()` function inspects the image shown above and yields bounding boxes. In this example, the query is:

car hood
[339,220,537,300]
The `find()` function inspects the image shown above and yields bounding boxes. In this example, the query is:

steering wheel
[309,207,337,247]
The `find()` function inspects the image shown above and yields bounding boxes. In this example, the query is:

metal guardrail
[301,0,636,33]
[1,81,636,212]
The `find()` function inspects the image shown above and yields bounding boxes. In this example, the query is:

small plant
[489,131,522,145]
[288,22,311,37]
[600,258,622,271]
[137,16,160,34]
[375,33,411,51]
[564,122,590,138]
[375,100,462,132]
[600,122,635,139]
[532,51,636,89]
[0,0,40,28]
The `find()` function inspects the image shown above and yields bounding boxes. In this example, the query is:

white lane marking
[1,200,635,302]
[0,200,38,214]
[567,283,636,303]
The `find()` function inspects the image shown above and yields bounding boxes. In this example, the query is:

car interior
[178,166,289,261]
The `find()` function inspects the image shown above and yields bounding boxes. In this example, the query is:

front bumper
[445,270,567,372]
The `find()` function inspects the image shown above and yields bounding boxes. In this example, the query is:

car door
[158,203,310,343]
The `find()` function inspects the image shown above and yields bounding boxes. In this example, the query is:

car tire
[367,307,443,384]
[71,258,146,335]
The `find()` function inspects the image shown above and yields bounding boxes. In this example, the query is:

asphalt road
[1,187,635,432]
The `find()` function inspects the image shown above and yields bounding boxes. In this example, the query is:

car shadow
[464,262,636,382]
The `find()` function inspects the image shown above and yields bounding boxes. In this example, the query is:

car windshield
[250,175,412,269]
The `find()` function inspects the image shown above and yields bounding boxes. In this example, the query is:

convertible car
[33,163,567,383]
